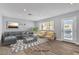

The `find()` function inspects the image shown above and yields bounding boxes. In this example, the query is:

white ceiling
[0,3,79,21]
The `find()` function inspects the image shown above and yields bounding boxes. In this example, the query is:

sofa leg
[54,37,56,40]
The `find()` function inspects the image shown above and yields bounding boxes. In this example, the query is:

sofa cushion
[45,31,54,37]
[37,31,46,37]
[5,36,16,40]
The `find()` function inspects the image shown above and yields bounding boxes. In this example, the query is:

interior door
[61,17,75,42]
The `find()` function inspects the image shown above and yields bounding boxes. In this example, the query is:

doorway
[64,20,73,40]
[61,17,76,43]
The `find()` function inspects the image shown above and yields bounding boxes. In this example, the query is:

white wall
[2,16,35,32]
[0,14,2,44]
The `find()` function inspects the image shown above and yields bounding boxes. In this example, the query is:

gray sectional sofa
[1,31,37,45]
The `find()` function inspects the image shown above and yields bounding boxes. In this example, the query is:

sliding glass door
[61,17,76,43]
[64,20,73,40]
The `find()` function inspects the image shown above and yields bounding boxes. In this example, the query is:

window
[50,21,54,30]
[39,20,54,30]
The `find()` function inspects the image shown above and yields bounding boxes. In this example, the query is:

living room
[0,3,79,55]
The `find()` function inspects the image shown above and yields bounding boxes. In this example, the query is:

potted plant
[32,27,38,33]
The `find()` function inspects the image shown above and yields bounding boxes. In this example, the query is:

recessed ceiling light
[70,3,73,5]
[24,9,26,11]
[28,13,32,15]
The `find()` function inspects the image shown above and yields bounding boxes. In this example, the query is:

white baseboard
[57,39,79,45]
[74,42,79,45]
[56,39,63,41]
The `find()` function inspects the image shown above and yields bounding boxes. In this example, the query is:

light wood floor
[1,40,79,55]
